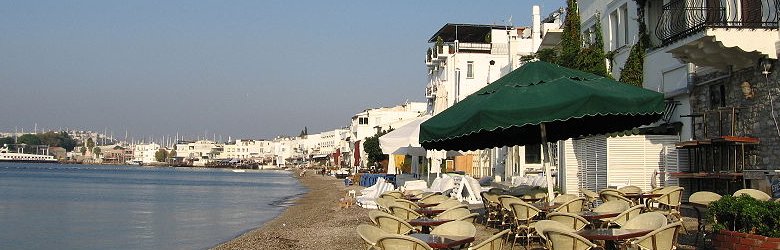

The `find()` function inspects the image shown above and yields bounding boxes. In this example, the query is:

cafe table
[415,202,439,208]
[409,233,475,249]
[414,208,447,217]
[407,218,453,234]
[577,228,653,250]
[622,192,662,205]
[577,211,622,222]
[532,202,562,212]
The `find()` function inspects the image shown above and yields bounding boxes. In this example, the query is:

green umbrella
[419,61,664,199]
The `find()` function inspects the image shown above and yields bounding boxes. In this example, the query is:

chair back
[630,222,682,250]
[431,199,464,209]
[523,192,548,203]
[579,188,599,201]
[599,188,626,198]
[593,200,630,213]
[542,227,598,250]
[688,191,722,206]
[375,234,433,250]
[430,220,477,238]
[393,199,420,210]
[369,210,393,225]
[552,194,579,203]
[406,189,424,197]
[533,220,575,248]
[380,191,403,199]
[733,189,772,201]
[509,201,541,222]
[420,194,449,204]
[375,197,391,212]
[357,224,388,247]
[608,205,645,228]
[458,213,479,223]
[546,212,590,231]
[651,186,679,195]
[554,197,586,213]
[373,213,416,234]
[436,207,471,220]
[601,192,634,205]
[653,187,683,208]
[388,205,422,220]
[468,229,510,250]
[619,185,643,194]
[622,212,668,230]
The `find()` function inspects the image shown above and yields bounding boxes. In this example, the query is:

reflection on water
[0,163,304,250]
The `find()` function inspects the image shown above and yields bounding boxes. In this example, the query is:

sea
[0,162,306,250]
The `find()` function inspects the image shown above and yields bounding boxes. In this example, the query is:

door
[741,0,762,27]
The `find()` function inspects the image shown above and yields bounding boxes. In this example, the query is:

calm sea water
[0,163,305,250]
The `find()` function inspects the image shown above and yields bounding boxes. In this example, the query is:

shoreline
[212,170,369,250]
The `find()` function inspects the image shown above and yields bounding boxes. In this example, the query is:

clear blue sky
[0,0,563,140]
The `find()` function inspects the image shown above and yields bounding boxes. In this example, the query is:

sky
[0,0,563,141]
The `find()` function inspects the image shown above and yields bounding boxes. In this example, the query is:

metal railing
[655,0,779,45]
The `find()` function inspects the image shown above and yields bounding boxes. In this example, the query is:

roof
[428,23,512,43]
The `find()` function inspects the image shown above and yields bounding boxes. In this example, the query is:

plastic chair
[733,188,772,201]
[533,220,575,249]
[389,205,423,220]
[375,234,433,250]
[551,194,579,203]
[618,185,643,194]
[541,227,599,250]
[372,213,416,234]
[553,197,586,213]
[628,222,683,250]
[469,229,511,250]
[357,224,388,250]
[602,205,644,228]
[622,212,668,230]
[546,212,590,231]
[508,201,542,249]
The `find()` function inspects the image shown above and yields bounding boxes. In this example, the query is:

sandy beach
[214,170,701,250]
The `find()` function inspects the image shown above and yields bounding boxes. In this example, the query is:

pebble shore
[213,170,702,249]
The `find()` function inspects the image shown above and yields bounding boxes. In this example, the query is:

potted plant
[708,195,780,249]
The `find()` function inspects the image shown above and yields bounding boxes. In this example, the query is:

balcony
[425,83,437,99]
[654,0,778,69]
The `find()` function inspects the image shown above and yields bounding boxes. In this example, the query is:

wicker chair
[647,187,684,229]
[601,205,644,228]
[431,221,477,249]
[431,199,465,210]
[627,222,683,250]
[532,220,575,249]
[622,212,668,230]
[375,234,433,250]
[688,191,722,244]
[480,191,502,226]
[369,210,394,225]
[733,188,772,201]
[600,192,634,206]
[372,212,416,234]
[457,213,479,223]
[469,229,511,250]
[419,194,450,204]
[541,227,599,250]
[579,188,600,209]
[393,199,421,210]
[593,200,630,213]
[618,185,642,194]
[551,194,579,203]
[508,201,542,250]
[546,212,590,231]
[553,197,586,213]
[357,224,388,250]
[435,207,471,221]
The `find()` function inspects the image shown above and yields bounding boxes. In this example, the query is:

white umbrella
[379,115,430,175]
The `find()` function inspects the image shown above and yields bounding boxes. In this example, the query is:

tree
[155,149,168,162]
[536,48,558,63]
[362,129,393,167]
[92,147,101,158]
[619,42,645,87]
[17,134,41,146]
[0,137,14,146]
[169,149,177,160]
[558,0,582,68]
[576,14,610,77]
[86,138,95,152]
[80,146,87,156]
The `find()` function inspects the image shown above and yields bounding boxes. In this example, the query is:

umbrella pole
[540,124,556,203]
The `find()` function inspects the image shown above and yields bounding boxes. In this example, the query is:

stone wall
[712,229,780,250]
[689,65,780,171]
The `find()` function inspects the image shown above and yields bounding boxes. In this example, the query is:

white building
[349,101,427,168]
[174,140,223,166]
[272,137,296,168]
[133,143,160,164]
[221,139,273,161]
[424,6,564,179]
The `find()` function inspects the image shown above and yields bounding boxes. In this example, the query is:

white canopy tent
[379,115,430,175]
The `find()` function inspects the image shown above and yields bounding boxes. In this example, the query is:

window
[609,4,629,50]
[525,144,541,164]
[358,117,369,125]
[466,61,474,79]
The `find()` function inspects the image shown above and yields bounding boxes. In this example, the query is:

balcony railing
[655,0,779,45]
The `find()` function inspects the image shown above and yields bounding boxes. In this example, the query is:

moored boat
[0,145,57,163]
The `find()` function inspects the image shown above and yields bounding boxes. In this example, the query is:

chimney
[532,5,541,50]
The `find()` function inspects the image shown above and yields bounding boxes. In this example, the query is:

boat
[0,145,57,163]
